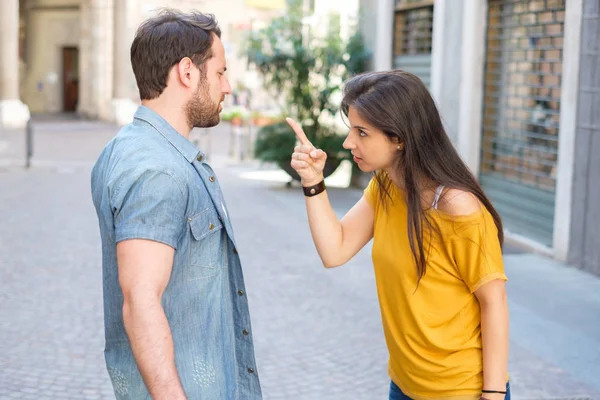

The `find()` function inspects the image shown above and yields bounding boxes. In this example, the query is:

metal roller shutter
[393,0,434,87]
[480,0,565,246]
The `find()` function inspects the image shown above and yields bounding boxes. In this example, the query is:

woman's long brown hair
[341,70,503,283]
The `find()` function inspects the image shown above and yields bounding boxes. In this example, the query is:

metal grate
[392,1,434,87]
[481,0,565,191]
[393,4,434,56]
[480,0,565,245]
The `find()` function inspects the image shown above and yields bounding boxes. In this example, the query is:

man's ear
[175,57,195,89]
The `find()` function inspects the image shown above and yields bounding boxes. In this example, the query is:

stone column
[430,0,465,144]
[0,0,30,129]
[373,0,394,71]
[78,0,93,117]
[79,0,113,120]
[456,0,488,175]
[86,0,114,121]
[111,0,138,125]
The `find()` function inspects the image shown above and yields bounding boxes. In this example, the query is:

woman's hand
[286,117,327,187]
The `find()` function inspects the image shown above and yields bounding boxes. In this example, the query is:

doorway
[62,47,79,112]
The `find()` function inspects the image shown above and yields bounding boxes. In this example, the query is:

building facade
[0,0,283,128]
[362,0,600,276]
[359,0,435,82]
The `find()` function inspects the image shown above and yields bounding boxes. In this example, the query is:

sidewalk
[503,253,600,398]
[0,119,599,399]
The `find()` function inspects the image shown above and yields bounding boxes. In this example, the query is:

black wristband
[302,180,326,197]
[482,390,507,394]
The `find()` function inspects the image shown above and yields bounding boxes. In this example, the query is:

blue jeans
[389,381,511,400]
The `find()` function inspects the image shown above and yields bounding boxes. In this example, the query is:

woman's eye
[358,130,367,137]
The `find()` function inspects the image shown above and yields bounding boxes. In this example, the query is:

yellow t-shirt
[364,177,507,400]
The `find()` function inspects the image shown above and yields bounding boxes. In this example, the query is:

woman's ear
[391,136,404,150]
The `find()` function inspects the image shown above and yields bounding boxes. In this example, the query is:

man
[91,9,262,399]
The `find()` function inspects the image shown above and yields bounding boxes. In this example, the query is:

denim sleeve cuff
[115,223,181,250]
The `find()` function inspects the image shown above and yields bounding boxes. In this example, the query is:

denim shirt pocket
[187,207,224,279]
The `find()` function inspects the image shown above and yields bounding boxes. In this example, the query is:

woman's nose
[342,135,354,150]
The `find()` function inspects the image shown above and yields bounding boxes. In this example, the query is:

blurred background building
[0,0,286,128]
[1,0,598,276]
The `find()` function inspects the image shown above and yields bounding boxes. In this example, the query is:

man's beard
[185,78,221,129]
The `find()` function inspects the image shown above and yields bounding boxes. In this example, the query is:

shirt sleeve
[363,177,378,209]
[450,215,507,293]
[111,169,187,249]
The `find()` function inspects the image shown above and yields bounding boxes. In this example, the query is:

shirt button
[188,217,192,222]
[243,329,249,335]
[237,290,244,296]
[209,176,215,182]
[209,223,215,230]
[247,367,254,374]
[197,154,203,162]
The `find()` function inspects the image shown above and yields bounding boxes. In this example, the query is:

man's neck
[141,98,191,139]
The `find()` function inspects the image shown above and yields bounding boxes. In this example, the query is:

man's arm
[109,169,189,397]
[117,238,186,400]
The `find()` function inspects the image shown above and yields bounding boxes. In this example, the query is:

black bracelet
[302,180,326,197]
[482,390,507,394]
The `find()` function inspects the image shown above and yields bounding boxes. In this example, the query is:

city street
[0,119,599,399]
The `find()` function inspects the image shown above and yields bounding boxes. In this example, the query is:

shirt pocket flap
[189,208,223,241]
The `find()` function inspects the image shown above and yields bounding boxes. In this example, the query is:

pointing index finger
[286,117,312,147]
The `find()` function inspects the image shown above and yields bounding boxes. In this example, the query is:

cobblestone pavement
[0,119,599,399]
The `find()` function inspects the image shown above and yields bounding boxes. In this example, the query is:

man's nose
[222,78,232,95]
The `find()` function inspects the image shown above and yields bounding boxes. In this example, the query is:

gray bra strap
[432,185,445,209]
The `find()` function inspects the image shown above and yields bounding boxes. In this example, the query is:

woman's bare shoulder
[437,188,482,216]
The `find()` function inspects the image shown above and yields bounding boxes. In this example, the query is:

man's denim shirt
[91,106,262,399]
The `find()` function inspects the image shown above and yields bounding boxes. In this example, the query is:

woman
[286,70,510,400]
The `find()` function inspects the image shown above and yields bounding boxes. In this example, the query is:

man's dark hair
[131,9,221,100]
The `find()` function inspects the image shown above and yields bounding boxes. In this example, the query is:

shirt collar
[133,105,204,163]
